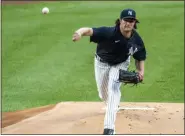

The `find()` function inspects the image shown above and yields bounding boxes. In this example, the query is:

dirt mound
[2,102,184,134]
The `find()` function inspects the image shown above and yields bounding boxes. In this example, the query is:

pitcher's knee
[98,90,108,102]
[99,94,107,102]
[99,93,103,100]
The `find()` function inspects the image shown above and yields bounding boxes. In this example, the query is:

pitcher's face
[120,18,136,32]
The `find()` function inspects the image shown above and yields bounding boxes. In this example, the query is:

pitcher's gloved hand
[118,69,143,85]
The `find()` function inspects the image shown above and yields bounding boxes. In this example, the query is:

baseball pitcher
[72,8,146,135]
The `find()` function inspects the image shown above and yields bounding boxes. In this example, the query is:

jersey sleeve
[90,27,111,43]
[133,37,147,61]
[133,47,146,61]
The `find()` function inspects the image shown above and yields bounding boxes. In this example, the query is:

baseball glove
[118,69,143,85]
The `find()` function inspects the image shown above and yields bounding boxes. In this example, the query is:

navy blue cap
[120,8,139,23]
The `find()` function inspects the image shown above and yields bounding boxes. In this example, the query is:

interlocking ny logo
[128,47,138,55]
[128,11,132,15]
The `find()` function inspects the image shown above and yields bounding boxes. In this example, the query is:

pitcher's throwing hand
[72,32,81,42]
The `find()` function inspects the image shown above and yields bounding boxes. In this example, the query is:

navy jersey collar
[115,24,135,40]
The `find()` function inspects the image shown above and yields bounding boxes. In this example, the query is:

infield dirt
[2,102,184,134]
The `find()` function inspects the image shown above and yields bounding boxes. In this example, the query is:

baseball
[42,7,49,14]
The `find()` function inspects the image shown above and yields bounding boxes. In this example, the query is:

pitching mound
[2,102,184,134]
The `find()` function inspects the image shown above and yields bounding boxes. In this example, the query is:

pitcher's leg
[104,67,121,130]
[94,58,110,104]
[104,59,130,131]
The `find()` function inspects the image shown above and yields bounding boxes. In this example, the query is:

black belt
[95,54,128,66]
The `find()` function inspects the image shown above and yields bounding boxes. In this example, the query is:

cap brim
[122,17,140,23]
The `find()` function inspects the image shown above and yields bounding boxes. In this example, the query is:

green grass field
[2,1,184,112]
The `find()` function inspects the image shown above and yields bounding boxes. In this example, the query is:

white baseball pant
[94,55,130,130]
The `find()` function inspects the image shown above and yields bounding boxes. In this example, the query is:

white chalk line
[102,106,155,111]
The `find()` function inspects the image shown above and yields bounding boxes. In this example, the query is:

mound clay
[1,102,184,134]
